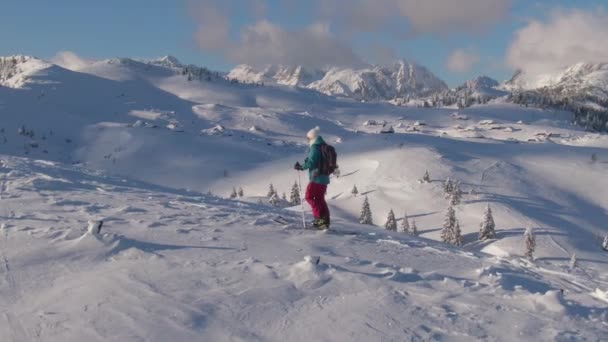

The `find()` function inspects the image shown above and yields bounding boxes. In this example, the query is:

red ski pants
[305,182,329,219]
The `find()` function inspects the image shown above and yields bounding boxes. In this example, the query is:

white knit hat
[306,126,320,140]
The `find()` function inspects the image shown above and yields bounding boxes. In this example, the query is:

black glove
[294,162,303,171]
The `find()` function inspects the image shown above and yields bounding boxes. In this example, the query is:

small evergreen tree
[441,206,457,244]
[524,227,536,260]
[351,185,359,197]
[401,212,410,233]
[282,192,287,202]
[454,221,463,246]
[450,181,462,206]
[479,204,496,240]
[569,253,578,270]
[422,170,431,183]
[290,182,301,205]
[410,219,418,236]
[269,193,279,207]
[359,196,373,225]
[267,183,276,198]
[444,178,454,197]
[230,187,238,199]
[238,187,244,197]
[384,209,397,231]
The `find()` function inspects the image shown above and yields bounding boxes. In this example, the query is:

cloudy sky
[1,0,607,86]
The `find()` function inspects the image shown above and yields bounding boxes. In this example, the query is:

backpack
[319,143,338,175]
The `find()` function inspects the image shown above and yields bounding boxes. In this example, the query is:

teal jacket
[301,136,330,185]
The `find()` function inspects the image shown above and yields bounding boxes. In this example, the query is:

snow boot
[316,217,330,230]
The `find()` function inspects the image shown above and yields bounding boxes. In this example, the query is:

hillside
[0,156,607,341]
[0,55,607,340]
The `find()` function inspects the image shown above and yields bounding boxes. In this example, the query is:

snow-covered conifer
[282,192,287,202]
[441,206,457,244]
[602,235,608,251]
[267,183,276,198]
[454,221,463,246]
[269,193,279,207]
[230,187,238,199]
[411,219,418,236]
[401,212,410,233]
[351,185,359,197]
[450,181,462,206]
[359,196,373,225]
[384,209,397,231]
[479,204,496,240]
[422,170,431,183]
[444,178,454,197]
[524,227,536,260]
[290,182,301,205]
[237,187,244,197]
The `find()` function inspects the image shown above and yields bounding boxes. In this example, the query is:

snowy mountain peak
[0,55,53,88]
[227,64,325,87]
[503,62,608,101]
[150,55,182,68]
[228,59,448,101]
[460,76,500,90]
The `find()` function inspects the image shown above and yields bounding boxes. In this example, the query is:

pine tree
[282,192,287,202]
[267,183,276,198]
[422,170,431,183]
[524,227,536,260]
[401,212,410,233]
[359,196,373,225]
[479,204,496,240]
[351,185,359,196]
[238,187,244,197]
[450,181,462,206]
[441,206,457,244]
[569,253,578,270]
[410,219,418,236]
[384,209,397,231]
[290,182,301,205]
[230,187,238,199]
[454,221,463,246]
[269,193,279,207]
[444,178,454,197]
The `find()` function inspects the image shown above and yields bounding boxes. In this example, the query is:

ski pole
[297,171,306,229]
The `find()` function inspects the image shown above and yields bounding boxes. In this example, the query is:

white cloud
[447,49,480,73]
[192,0,362,68]
[190,0,513,68]
[321,0,513,36]
[506,9,608,74]
[51,51,93,71]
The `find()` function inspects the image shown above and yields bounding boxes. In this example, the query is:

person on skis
[294,127,331,229]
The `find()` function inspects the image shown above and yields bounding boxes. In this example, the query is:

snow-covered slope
[1,54,608,340]
[0,55,54,88]
[0,156,607,341]
[228,60,449,101]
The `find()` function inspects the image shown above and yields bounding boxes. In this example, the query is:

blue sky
[1,0,606,86]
